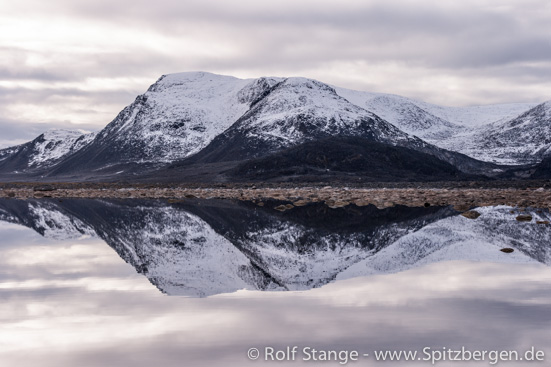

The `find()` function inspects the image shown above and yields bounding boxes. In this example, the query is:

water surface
[0,198,550,366]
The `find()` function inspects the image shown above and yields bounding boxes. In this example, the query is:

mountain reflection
[0,198,549,297]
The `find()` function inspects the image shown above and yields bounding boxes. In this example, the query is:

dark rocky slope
[227,136,481,182]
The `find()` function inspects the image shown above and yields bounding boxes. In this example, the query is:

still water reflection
[0,198,550,366]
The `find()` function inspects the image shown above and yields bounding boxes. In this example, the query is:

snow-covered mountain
[336,87,545,165]
[180,76,496,176]
[29,129,96,166]
[93,72,255,162]
[46,72,270,176]
[424,101,551,165]
[0,71,548,180]
[187,77,426,160]
[472,101,551,164]
[0,72,483,180]
[336,88,537,131]
[335,89,467,141]
[0,129,96,173]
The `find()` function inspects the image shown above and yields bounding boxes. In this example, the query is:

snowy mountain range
[336,87,544,165]
[0,198,549,297]
[0,71,549,182]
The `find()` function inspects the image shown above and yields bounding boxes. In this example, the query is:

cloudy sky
[1,0,550,147]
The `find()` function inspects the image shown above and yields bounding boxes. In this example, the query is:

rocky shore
[1,184,551,211]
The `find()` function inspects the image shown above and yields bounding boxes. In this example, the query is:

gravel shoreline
[1,185,550,210]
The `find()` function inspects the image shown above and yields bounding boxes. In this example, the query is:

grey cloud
[0,67,81,83]
[4,1,551,78]
[0,46,84,83]
[50,0,551,69]
[0,85,136,105]
[12,1,551,66]
[0,0,550,140]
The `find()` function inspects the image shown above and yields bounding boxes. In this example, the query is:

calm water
[0,198,550,366]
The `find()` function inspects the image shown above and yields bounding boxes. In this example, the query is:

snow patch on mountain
[0,129,97,171]
[0,146,19,162]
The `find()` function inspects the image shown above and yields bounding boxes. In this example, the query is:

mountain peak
[148,71,243,92]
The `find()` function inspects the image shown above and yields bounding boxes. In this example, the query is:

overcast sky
[1,0,550,147]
